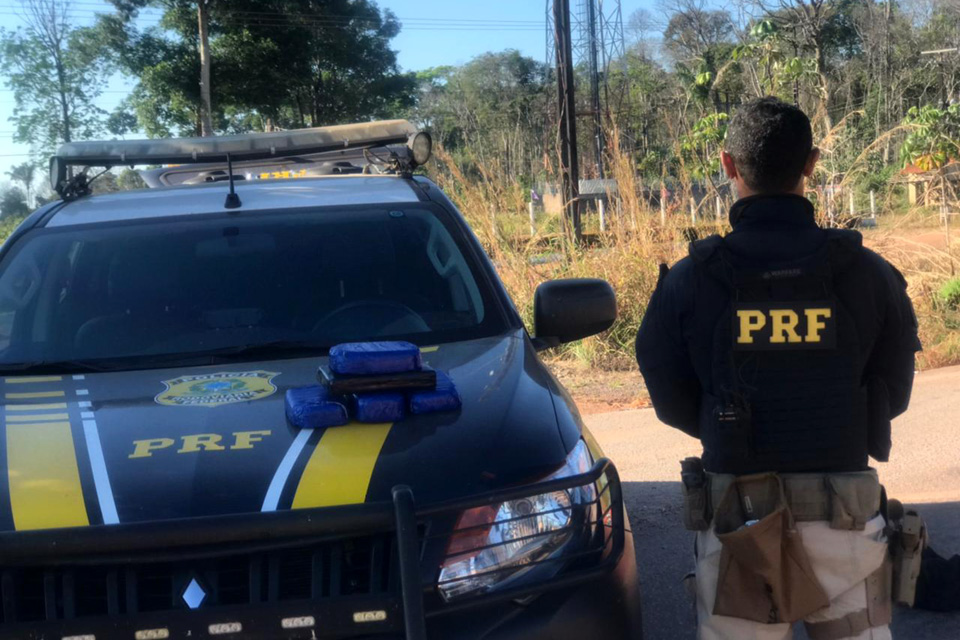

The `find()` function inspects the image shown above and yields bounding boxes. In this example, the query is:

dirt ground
[545,359,649,414]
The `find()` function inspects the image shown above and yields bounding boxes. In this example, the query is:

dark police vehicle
[0,121,641,639]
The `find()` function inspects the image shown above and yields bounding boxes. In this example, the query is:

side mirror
[533,278,617,350]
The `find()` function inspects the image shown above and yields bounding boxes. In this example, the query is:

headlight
[437,440,595,601]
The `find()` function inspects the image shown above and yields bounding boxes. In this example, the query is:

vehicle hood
[0,331,570,532]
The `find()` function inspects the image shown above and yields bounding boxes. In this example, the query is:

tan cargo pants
[695,514,892,640]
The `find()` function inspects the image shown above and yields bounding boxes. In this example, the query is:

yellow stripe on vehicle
[5,413,70,423]
[6,421,88,531]
[4,376,63,384]
[5,391,66,400]
[6,403,68,411]
[292,423,393,509]
[421,346,440,353]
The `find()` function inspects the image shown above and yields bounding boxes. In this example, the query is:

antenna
[224,153,241,209]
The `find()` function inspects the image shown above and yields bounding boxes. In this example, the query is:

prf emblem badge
[734,302,836,351]
[155,371,279,407]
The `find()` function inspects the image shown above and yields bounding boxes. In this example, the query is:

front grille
[0,533,398,626]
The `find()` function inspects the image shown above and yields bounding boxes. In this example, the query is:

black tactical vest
[689,230,870,474]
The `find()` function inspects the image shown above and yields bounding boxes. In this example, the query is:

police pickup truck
[0,121,642,639]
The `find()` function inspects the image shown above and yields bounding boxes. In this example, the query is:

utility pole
[553,0,582,243]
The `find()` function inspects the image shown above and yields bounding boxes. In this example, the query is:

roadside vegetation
[432,137,960,377]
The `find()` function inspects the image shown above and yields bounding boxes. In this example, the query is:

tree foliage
[0,186,30,219]
[0,0,110,154]
[413,50,549,184]
[900,105,960,171]
[95,0,415,137]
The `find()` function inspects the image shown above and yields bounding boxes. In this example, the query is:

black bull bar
[0,458,625,640]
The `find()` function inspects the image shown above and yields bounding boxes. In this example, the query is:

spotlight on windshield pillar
[407,132,433,168]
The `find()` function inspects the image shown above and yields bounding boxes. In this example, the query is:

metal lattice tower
[547,0,626,178]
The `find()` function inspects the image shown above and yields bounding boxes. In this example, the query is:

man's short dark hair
[724,97,813,193]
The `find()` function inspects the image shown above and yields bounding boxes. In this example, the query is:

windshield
[0,205,508,371]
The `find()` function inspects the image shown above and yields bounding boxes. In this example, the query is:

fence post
[660,193,666,226]
[599,198,606,233]
[870,190,876,220]
[849,191,855,217]
[690,197,696,225]
[715,196,722,222]
[528,202,535,236]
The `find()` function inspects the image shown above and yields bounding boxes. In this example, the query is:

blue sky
[0,0,657,181]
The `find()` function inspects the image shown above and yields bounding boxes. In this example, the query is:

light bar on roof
[53,120,417,168]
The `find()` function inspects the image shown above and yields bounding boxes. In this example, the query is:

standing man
[636,97,921,639]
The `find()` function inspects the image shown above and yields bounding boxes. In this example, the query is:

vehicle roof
[44,176,425,228]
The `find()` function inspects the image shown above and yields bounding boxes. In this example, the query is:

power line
[0,6,544,27]
[0,10,544,30]
[0,2,543,24]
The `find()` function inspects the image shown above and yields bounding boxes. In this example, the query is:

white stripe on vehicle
[82,418,119,525]
[261,427,313,512]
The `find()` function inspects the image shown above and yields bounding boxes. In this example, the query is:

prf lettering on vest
[130,430,272,458]
[734,303,836,350]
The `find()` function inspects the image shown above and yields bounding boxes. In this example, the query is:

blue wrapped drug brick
[409,371,462,415]
[285,385,348,429]
[354,392,407,423]
[329,341,422,376]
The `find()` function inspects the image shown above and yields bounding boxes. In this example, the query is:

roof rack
[49,120,432,200]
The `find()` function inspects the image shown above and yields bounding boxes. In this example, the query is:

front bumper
[0,459,639,639]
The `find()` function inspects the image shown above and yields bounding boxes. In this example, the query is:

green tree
[679,112,728,179]
[0,185,30,218]
[0,0,110,154]
[97,0,415,137]
[900,104,960,171]
[411,50,548,182]
[5,163,38,209]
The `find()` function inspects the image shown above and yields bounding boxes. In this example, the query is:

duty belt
[707,468,882,531]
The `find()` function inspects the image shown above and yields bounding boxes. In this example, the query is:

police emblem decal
[155,371,279,407]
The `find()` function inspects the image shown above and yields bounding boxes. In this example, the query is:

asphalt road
[585,365,960,640]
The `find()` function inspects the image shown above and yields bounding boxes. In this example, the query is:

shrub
[939,278,960,311]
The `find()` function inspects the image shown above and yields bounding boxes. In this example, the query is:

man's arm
[861,254,921,462]
[635,260,702,437]
[865,257,922,418]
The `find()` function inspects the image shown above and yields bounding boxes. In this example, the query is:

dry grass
[863,221,960,370]
[430,142,960,373]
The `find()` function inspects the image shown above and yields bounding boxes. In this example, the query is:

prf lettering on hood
[734,302,837,351]
[130,430,271,458]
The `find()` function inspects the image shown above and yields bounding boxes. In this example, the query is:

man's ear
[721,150,738,180]
[802,147,820,177]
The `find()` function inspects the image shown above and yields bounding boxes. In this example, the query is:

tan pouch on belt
[827,472,881,531]
[713,473,830,624]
